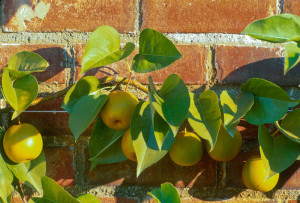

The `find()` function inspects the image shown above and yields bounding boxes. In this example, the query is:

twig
[16,181,27,203]
[0,75,148,114]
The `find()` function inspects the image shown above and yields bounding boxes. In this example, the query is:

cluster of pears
[99,90,139,162]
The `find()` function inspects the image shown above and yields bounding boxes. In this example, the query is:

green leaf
[2,70,38,120]
[29,176,79,203]
[187,91,222,150]
[7,150,46,194]
[89,117,127,170]
[131,101,175,176]
[242,14,300,43]
[275,109,300,144]
[0,155,14,203]
[258,125,300,180]
[284,42,300,75]
[148,182,181,203]
[6,51,49,79]
[81,26,135,74]
[132,29,182,73]
[77,194,101,203]
[62,76,100,113]
[220,91,254,137]
[241,78,299,125]
[69,93,108,141]
[149,74,189,137]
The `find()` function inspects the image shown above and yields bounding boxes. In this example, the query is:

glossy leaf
[148,74,189,140]
[241,78,299,125]
[0,155,14,203]
[29,176,79,203]
[69,93,108,141]
[242,14,300,43]
[187,91,222,150]
[62,76,100,113]
[148,182,181,203]
[6,51,49,79]
[275,109,300,144]
[81,26,135,74]
[89,117,127,170]
[131,101,175,176]
[258,125,300,180]
[284,42,300,75]
[2,71,38,120]
[132,29,182,73]
[220,91,254,137]
[7,150,46,194]
[77,194,101,203]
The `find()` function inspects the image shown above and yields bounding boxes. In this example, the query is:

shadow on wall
[217,57,300,87]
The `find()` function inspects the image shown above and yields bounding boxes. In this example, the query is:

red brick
[215,45,300,86]
[44,147,75,186]
[74,44,208,85]
[27,97,64,111]
[86,149,217,187]
[0,44,67,83]
[284,0,300,16]
[10,112,71,136]
[277,160,300,189]
[141,0,277,33]
[97,197,138,203]
[238,119,258,140]
[3,0,136,32]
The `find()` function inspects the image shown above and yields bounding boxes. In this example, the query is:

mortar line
[205,45,217,89]
[0,32,285,47]
[136,0,143,34]
[277,0,285,14]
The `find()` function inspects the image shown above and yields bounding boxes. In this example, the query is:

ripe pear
[100,90,139,130]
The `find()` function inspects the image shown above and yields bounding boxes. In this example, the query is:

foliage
[0,13,299,202]
[148,182,181,203]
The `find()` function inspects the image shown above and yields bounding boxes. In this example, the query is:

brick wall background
[0,0,300,202]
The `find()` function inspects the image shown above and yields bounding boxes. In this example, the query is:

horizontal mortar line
[0,32,284,47]
[9,110,67,113]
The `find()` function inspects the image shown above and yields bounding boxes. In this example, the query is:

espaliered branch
[0,14,299,203]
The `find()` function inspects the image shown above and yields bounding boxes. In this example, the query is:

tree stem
[0,75,148,114]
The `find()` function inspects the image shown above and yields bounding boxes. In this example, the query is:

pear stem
[17,117,21,125]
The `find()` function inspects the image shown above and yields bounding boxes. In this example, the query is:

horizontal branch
[0,75,148,114]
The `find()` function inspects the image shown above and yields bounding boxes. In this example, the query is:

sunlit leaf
[131,101,175,176]
[242,14,300,43]
[258,125,300,180]
[132,29,182,73]
[77,194,101,203]
[187,91,222,150]
[148,182,181,203]
[81,26,135,74]
[29,176,79,203]
[284,42,300,75]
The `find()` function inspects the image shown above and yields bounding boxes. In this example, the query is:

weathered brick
[284,0,300,16]
[86,149,217,187]
[44,147,75,186]
[27,97,64,111]
[215,45,300,86]
[0,44,67,83]
[141,0,277,33]
[3,0,137,32]
[74,44,208,85]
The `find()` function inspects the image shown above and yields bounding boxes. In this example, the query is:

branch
[0,75,148,113]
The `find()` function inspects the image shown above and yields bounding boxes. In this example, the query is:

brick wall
[1,0,299,202]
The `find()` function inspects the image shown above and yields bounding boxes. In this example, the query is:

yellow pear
[100,90,139,130]
[121,129,137,162]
